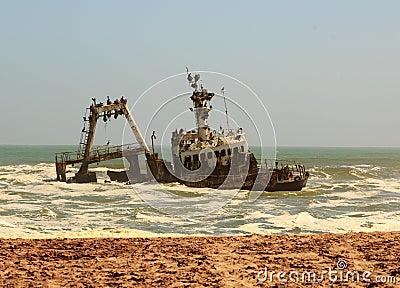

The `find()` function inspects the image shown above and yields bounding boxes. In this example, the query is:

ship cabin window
[193,154,199,163]
[227,148,231,156]
[207,152,213,159]
[233,147,239,155]
[184,155,191,164]
[200,153,206,162]
[215,150,220,157]
[240,145,245,153]
[221,149,226,157]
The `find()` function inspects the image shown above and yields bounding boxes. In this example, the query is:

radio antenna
[221,87,230,132]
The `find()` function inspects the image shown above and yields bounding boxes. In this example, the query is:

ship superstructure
[167,73,258,188]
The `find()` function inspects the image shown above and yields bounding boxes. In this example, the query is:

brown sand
[0,232,399,287]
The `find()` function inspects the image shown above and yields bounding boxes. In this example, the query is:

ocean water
[0,145,399,238]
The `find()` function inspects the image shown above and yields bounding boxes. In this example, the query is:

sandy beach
[0,231,398,287]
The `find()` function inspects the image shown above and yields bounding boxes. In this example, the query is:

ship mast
[221,87,230,132]
[186,71,214,141]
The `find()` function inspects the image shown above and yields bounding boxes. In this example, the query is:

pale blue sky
[1,1,399,147]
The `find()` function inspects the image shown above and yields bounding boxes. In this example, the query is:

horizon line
[0,144,399,149]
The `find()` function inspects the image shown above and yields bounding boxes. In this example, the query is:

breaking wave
[0,147,399,238]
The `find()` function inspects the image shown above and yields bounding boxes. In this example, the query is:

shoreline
[1,231,399,287]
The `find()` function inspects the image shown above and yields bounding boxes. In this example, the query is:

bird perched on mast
[187,73,193,83]
[186,67,193,83]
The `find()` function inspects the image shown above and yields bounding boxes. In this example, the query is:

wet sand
[0,231,399,287]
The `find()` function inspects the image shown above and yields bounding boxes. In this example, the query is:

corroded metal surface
[55,97,149,183]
